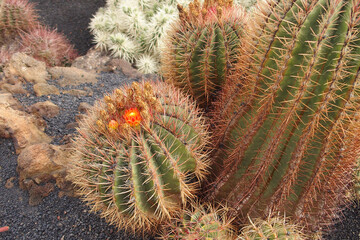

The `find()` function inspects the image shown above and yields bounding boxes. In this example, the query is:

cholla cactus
[19,25,78,66]
[90,0,249,74]
[160,204,235,240]
[238,215,307,240]
[69,81,211,233]
[90,0,190,74]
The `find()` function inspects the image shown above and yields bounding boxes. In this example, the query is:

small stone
[78,102,92,113]
[28,101,60,118]
[71,47,111,73]
[107,59,142,78]
[33,83,60,96]
[48,66,98,87]
[0,91,24,111]
[5,177,16,189]
[0,104,52,153]
[1,83,27,94]
[7,53,49,84]
[62,89,87,96]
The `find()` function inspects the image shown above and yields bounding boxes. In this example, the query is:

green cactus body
[237,216,307,240]
[0,0,38,44]
[160,204,235,240]
[207,0,360,229]
[69,81,210,232]
[162,0,245,109]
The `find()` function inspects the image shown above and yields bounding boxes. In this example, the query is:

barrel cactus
[69,81,210,232]
[206,0,360,231]
[237,215,307,240]
[161,0,245,109]
[19,25,78,66]
[0,0,38,44]
[159,204,235,240]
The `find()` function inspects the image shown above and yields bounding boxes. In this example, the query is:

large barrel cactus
[207,0,360,230]
[161,0,245,109]
[69,81,210,232]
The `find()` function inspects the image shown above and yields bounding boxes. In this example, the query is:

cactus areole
[208,0,360,231]
[162,0,245,109]
[69,81,210,232]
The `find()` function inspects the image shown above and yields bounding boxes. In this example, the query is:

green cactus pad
[69,81,210,233]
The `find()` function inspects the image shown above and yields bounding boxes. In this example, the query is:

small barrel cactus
[19,25,78,66]
[0,0,38,44]
[237,216,307,240]
[69,81,211,232]
[159,204,235,240]
[161,0,245,109]
[206,0,360,231]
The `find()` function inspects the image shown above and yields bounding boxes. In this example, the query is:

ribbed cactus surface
[0,0,38,44]
[161,0,245,109]
[207,0,360,229]
[69,81,210,232]
[159,204,235,240]
[237,216,306,240]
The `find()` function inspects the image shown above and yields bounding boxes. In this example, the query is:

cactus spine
[237,215,307,240]
[207,0,360,230]
[69,81,210,232]
[0,0,38,44]
[162,0,245,109]
[159,204,235,240]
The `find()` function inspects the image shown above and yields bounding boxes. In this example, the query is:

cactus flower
[123,108,141,126]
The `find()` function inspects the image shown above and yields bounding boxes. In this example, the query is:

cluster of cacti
[89,0,254,75]
[206,0,360,231]
[159,204,235,239]
[237,215,307,240]
[161,0,246,109]
[68,81,211,232]
[0,0,77,66]
[89,0,193,74]
[69,0,360,237]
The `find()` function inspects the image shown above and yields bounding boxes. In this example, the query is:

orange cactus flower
[108,119,119,130]
[123,108,141,126]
